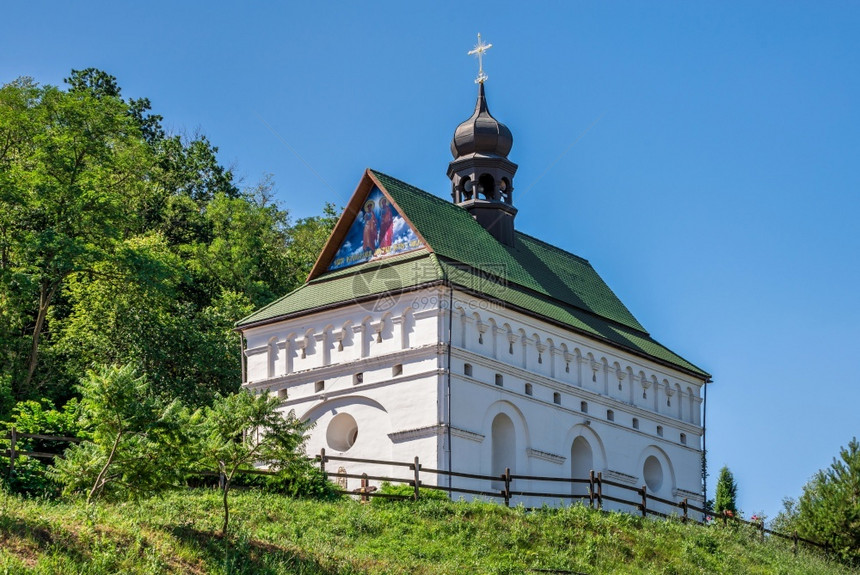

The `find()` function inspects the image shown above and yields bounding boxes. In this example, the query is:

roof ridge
[370,169,454,208]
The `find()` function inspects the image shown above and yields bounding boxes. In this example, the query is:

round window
[327,413,359,452]
[643,455,663,493]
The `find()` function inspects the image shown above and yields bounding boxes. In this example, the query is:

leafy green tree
[1,69,338,413]
[285,202,339,288]
[794,438,860,565]
[51,364,191,504]
[54,234,250,404]
[714,465,738,517]
[199,391,310,535]
[0,77,152,397]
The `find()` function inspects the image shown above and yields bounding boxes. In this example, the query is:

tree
[1,69,337,412]
[199,391,310,535]
[714,465,738,517]
[50,364,191,504]
[794,438,860,565]
[0,77,152,397]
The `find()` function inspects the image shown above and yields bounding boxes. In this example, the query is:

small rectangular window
[464,363,473,377]
[525,383,533,396]
[314,381,324,393]
[278,389,288,401]
[607,409,614,422]
[657,425,664,437]
[553,392,561,405]
[353,372,363,385]
[392,364,403,377]
[680,433,687,445]
[495,374,503,387]
[580,401,588,414]
[632,418,639,430]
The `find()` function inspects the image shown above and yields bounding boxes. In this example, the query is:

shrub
[232,464,341,500]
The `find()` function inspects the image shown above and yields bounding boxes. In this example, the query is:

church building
[236,45,710,512]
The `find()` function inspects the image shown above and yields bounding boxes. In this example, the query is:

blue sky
[4,1,859,519]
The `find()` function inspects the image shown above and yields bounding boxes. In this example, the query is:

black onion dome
[450,83,513,159]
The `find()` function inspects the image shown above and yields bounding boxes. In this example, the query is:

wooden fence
[2,427,81,475]
[0,429,828,556]
[316,448,827,556]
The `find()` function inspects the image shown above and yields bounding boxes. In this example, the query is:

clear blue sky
[4,1,859,520]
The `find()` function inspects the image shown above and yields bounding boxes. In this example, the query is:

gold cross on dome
[468,33,492,84]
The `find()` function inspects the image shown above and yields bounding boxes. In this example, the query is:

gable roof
[237,169,709,380]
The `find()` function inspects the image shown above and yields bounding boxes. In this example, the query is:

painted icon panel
[328,187,423,271]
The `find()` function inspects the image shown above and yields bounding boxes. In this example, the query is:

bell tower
[447,35,518,246]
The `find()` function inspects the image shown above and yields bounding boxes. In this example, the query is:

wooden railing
[316,448,704,521]
[0,430,829,556]
[2,427,81,475]
[315,449,829,556]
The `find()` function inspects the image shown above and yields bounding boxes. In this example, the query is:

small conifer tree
[714,465,738,516]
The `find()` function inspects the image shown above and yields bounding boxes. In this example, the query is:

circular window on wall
[643,455,663,493]
[327,413,359,452]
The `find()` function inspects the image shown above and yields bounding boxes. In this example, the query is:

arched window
[491,413,516,488]
[524,383,533,396]
[500,177,511,203]
[478,173,495,200]
[606,409,615,422]
[570,436,593,495]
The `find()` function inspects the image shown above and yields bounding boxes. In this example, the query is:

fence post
[8,427,16,477]
[319,448,326,474]
[596,472,603,510]
[681,498,688,523]
[792,530,798,556]
[503,467,511,507]
[361,473,369,503]
[640,485,647,517]
[413,456,420,501]
[588,470,595,508]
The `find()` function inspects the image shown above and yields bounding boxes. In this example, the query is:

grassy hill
[0,489,855,575]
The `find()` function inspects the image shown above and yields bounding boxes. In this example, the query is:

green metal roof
[237,170,709,380]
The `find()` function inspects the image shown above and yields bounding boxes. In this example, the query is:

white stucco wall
[241,285,707,514]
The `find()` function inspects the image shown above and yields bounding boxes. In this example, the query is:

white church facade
[237,75,710,513]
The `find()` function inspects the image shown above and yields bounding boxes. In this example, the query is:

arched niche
[636,445,676,498]
[491,413,516,486]
[481,400,530,479]
[570,436,594,496]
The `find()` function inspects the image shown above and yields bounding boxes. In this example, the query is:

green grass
[0,489,856,574]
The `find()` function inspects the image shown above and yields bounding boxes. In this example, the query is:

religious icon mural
[328,186,423,271]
